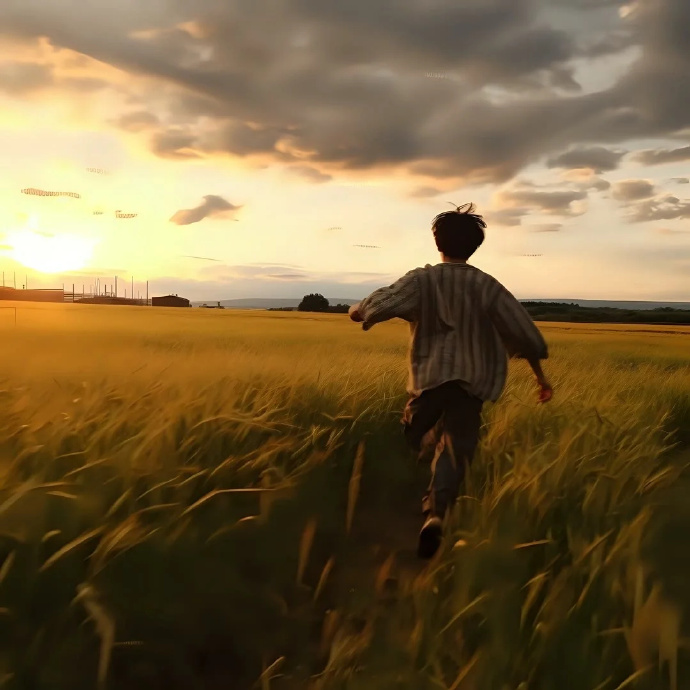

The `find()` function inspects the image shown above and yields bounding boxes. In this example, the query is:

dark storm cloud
[0,58,111,97]
[627,194,690,222]
[547,146,626,172]
[1,0,690,186]
[170,195,241,225]
[579,30,636,58]
[633,146,690,166]
[151,129,200,159]
[612,179,657,201]
[552,0,626,7]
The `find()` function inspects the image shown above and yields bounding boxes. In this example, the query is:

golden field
[0,302,689,689]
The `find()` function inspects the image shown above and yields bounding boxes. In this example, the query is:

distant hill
[191,297,690,311]
[191,298,359,309]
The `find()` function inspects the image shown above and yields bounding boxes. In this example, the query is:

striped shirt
[358,262,548,402]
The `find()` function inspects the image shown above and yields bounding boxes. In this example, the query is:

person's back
[397,261,548,403]
[349,203,552,558]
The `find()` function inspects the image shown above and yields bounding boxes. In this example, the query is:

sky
[0,0,688,302]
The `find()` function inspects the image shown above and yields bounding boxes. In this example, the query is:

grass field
[0,302,689,690]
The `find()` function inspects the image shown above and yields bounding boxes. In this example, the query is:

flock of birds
[20,167,139,220]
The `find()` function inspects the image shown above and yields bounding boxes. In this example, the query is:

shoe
[418,515,443,559]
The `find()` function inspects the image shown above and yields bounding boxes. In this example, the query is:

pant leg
[401,387,445,454]
[425,384,483,518]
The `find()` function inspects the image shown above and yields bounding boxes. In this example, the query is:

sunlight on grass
[0,302,688,689]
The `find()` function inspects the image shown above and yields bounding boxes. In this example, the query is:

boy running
[348,203,552,559]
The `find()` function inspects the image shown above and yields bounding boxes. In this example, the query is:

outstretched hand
[349,303,364,323]
[538,379,553,404]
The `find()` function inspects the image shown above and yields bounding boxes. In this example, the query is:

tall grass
[0,302,688,689]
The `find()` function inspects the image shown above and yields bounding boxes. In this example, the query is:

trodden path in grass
[283,440,690,690]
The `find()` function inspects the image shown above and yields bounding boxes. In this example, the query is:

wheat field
[0,301,689,690]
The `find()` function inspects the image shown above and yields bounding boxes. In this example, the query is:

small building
[151,294,191,308]
[0,287,63,303]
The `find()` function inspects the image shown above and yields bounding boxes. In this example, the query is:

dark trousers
[402,381,483,518]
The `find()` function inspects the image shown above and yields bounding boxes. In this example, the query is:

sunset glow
[6,229,97,274]
[0,0,687,302]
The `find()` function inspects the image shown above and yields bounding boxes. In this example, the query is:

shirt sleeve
[487,281,548,360]
[358,270,420,329]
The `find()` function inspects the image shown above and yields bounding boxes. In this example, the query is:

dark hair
[432,202,486,260]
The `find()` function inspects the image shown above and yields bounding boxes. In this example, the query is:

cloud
[287,165,332,183]
[633,146,690,166]
[670,177,689,184]
[181,255,221,262]
[114,111,160,132]
[199,263,310,282]
[169,195,242,225]
[1,0,690,186]
[496,187,589,216]
[530,223,563,232]
[0,57,110,97]
[561,168,611,191]
[655,227,690,235]
[627,194,690,222]
[611,179,656,201]
[265,273,308,280]
[547,146,626,172]
[151,129,201,159]
[579,30,637,58]
[408,186,444,199]
[484,207,531,227]
[0,60,53,95]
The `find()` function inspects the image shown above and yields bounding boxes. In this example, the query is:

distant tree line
[520,302,690,325]
[267,294,351,314]
[269,295,690,325]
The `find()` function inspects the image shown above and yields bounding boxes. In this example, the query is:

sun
[6,229,97,274]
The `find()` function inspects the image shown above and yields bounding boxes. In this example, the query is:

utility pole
[131,276,134,300]
[146,280,149,305]
[115,276,117,297]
